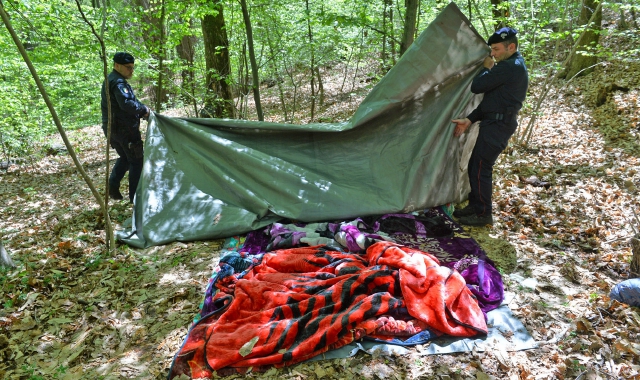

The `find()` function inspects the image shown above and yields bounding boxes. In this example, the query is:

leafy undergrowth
[1,57,640,379]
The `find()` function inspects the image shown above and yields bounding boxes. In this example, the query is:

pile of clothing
[169,209,504,378]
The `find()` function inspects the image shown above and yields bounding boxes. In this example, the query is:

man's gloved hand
[142,106,151,120]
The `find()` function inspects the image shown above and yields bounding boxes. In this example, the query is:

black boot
[453,204,476,218]
[458,214,493,226]
[109,184,124,200]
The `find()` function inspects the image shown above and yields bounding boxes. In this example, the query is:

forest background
[0,0,634,152]
[1,0,640,379]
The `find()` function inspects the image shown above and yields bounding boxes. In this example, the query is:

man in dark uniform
[451,27,529,226]
[101,52,150,202]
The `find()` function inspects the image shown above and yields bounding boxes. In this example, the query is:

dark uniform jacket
[466,51,528,125]
[101,70,147,142]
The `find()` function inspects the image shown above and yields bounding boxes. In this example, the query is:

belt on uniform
[486,112,505,120]
[485,112,516,121]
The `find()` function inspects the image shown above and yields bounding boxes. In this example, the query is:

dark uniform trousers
[467,119,517,216]
[107,130,144,202]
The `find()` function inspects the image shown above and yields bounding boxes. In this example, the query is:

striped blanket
[168,241,487,378]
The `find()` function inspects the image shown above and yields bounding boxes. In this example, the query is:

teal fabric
[121,3,489,248]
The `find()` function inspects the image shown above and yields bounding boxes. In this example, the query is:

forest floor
[2,47,640,380]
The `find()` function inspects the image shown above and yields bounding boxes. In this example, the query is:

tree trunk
[559,0,602,79]
[315,67,324,109]
[265,29,289,121]
[400,0,419,56]
[306,0,316,121]
[381,0,391,66]
[236,41,248,118]
[618,7,627,30]
[155,0,166,112]
[201,1,235,118]
[389,3,396,64]
[381,0,387,63]
[490,0,510,29]
[176,31,198,116]
[631,234,640,278]
[134,0,170,108]
[75,0,116,251]
[91,0,110,7]
[240,0,263,121]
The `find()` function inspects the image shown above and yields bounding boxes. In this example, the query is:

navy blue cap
[113,52,135,64]
[487,27,517,45]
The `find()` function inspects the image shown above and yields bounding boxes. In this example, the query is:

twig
[517,0,572,146]
[575,370,588,380]
[469,0,489,37]
[73,0,115,252]
[574,368,617,380]
[616,205,639,235]
[0,2,110,254]
[595,307,604,326]
[596,307,612,318]
[535,324,570,346]
[595,367,619,380]
[631,209,640,235]
[604,235,635,243]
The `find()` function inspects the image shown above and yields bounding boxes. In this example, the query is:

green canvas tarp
[121,3,489,248]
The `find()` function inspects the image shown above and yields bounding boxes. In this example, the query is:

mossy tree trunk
[202,1,235,118]
[240,0,263,121]
[559,0,602,79]
[400,0,419,56]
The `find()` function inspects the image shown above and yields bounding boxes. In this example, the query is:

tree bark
[201,2,235,118]
[155,0,167,111]
[559,0,602,79]
[240,0,263,121]
[306,0,316,121]
[631,234,640,278]
[265,28,289,121]
[381,0,392,66]
[490,0,510,29]
[134,0,170,107]
[91,0,110,7]
[176,31,198,116]
[389,2,396,64]
[400,0,419,56]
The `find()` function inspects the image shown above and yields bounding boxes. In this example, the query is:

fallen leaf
[239,336,259,357]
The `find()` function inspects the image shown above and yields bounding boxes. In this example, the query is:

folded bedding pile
[168,209,502,379]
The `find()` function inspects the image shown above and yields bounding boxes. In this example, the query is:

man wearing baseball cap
[451,27,529,226]
[101,52,150,203]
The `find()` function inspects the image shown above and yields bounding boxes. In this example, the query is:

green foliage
[0,0,103,155]
[1,0,639,158]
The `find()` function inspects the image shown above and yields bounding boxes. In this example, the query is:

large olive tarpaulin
[121,3,488,248]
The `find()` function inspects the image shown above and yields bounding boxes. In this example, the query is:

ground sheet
[168,209,535,379]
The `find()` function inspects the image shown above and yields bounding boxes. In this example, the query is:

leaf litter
[1,50,640,380]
